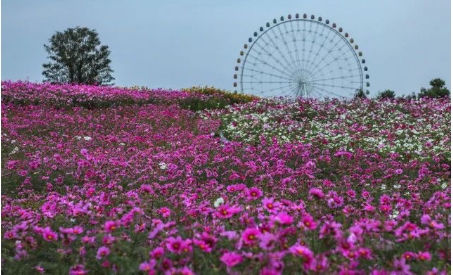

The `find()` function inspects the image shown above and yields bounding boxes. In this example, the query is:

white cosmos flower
[84,136,92,141]
[159,162,167,170]
[213,197,225,208]
[390,210,399,219]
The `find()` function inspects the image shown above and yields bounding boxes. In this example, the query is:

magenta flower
[417,251,432,261]
[166,236,183,254]
[96,246,110,259]
[258,232,276,250]
[150,247,164,259]
[4,230,18,240]
[216,204,241,219]
[139,259,156,274]
[262,197,278,212]
[246,187,263,200]
[242,228,261,245]
[159,207,171,218]
[34,266,45,274]
[421,214,444,229]
[220,251,243,267]
[300,214,317,230]
[393,257,412,275]
[308,188,324,199]
[289,244,314,268]
[42,227,58,242]
[104,220,117,232]
[69,264,89,275]
[273,212,293,225]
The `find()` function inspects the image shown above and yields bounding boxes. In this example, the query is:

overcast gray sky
[1,0,451,97]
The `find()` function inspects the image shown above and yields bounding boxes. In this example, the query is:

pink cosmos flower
[216,204,242,219]
[308,188,324,199]
[259,232,277,250]
[421,214,444,229]
[273,212,293,225]
[417,251,432,261]
[42,227,58,242]
[96,246,110,260]
[161,258,172,271]
[159,207,171,218]
[104,220,117,232]
[34,265,45,274]
[69,264,89,275]
[150,247,164,259]
[4,230,18,239]
[247,187,263,201]
[139,259,156,274]
[220,251,243,267]
[166,236,183,254]
[393,257,413,275]
[289,244,314,267]
[242,228,261,245]
[262,197,278,212]
[300,214,317,230]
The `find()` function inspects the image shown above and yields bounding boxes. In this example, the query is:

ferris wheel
[233,13,370,99]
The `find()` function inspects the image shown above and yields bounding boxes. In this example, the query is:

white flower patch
[9,147,19,155]
[84,136,92,141]
[213,197,225,208]
[159,162,167,170]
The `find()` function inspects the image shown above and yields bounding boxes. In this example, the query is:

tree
[354,89,369,99]
[376,89,396,100]
[42,27,114,85]
[418,78,450,98]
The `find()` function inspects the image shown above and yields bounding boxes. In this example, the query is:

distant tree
[376,89,396,100]
[354,89,369,99]
[42,27,114,85]
[418,78,450,98]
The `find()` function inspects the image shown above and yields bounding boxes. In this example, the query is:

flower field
[1,81,451,274]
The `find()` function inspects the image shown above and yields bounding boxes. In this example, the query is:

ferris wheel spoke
[310,43,351,77]
[254,82,297,96]
[248,42,295,77]
[245,53,294,79]
[305,22,328,74]
[304,19,321,75]
[311,81,359,91]
[242,80,294,84]
[304,25,337,73]
[274,22,300,73]
[242,71,292,82]
[306,34,346,76]
[262,28,299,74]
[289,20,302,70]
[306,74,362,83]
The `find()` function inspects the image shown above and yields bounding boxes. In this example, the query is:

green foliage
[353,89,369,99]
[376,89,396,100]
[418,78,450,98]
[181,86,259,105]
[42,27,114,85]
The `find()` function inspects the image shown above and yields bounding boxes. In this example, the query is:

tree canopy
[418,78,450,98]
[42,27,114,85]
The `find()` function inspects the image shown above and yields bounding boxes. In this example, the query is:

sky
[1,0,451,97]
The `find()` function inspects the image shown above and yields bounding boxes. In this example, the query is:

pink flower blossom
[96,246,110,260]
[42,227,58,242]
[247,187,263,200]
[242,228,261,245]
[220,251,243,267]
